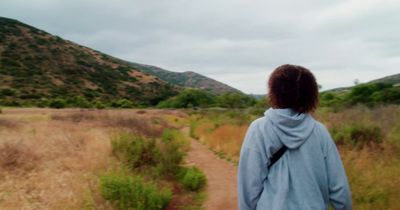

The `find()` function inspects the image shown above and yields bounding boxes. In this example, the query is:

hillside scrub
[157,89,256,109]
[320,83,400,109]
[0,17,179,106]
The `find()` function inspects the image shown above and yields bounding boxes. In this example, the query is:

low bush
[331,123,383,148]
[157,89,216,108]
[48,98,67,109]
[156,129,187,176]
[100,174,172,210]
[111,133,161,169]
[179,167,206,191]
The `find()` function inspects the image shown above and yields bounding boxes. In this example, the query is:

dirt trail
[182,127,238,210]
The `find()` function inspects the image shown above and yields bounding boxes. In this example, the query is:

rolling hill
[127,62,241,95]
[369,73,400,86]
[326,73,400,93]
[0,17,240,107]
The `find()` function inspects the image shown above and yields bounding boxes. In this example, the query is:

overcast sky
[1,0,400,94]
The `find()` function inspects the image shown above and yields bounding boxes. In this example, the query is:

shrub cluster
[320,83,400,109]
[111,133,161,169]
[100,174,172,210]
[0,95,138,109]
[330,123,383,148]
[157,89,256,109]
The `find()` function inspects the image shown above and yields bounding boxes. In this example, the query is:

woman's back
[237,64,352,210]
[238,108,351,210]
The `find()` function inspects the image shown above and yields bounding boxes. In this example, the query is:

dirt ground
[182,127,238,210]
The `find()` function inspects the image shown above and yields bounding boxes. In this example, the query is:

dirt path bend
[181,127,238,210]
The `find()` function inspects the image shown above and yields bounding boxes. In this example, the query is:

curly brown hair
[268,64,319,113]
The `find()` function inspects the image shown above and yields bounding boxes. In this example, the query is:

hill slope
[0,17,179,105]
[326,73,400,93]
[369,73,400,85]
[127,62,241,95]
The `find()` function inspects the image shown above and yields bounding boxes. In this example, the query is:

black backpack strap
[267,146,287,170]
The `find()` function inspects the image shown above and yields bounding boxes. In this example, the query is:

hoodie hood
[264,108,316,149]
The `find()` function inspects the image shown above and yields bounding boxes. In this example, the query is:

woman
[238,64,352,210]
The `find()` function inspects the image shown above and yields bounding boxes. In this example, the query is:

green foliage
[347,83,398,106]
[179,167,206,191]
[93,100,106,109]
[0,88,17,96]
[100,174,172,210]
[111,131,188,177]
[157,89,215,108]
[0,98,21,107]
[215,92,255,108]
[48,98,67,109]
[66,96,91,108]
[330,123,383,148]
[157,89,258,109]
[108,129,205,209]
[320,83,400,109]
[111,133,161,169]
[156,129,186,176]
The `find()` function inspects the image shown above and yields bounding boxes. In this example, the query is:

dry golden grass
[0,108,185,210]
[194,122,247,163]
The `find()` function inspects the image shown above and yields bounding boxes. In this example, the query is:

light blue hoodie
[238,108,352,210]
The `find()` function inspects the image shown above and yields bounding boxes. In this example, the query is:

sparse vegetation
[0,109,204,209]
[179,167,206,191]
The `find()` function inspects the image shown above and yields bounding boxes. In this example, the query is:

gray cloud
[1,0,400,93]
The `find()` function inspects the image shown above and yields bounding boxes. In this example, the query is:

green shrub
[215,92,255,108]
[100,174,172,210]
[157,89,216,108]
[180,167,206,191]
[66,96,92,108]
[111,133,161,169]
[93,100,106,109]
[0,88,17,96]
[331,123,383,148]
[156,129,186,176]
[48,98,67,109]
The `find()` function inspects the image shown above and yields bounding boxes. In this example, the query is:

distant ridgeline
[320,75,400,108]
[0,17,244,108]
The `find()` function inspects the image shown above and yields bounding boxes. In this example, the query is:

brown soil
[182,127,238,210]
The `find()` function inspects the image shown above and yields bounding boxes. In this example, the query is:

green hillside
[369,73,400,85]
[327,73,400,93]
[0,17,179,107]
